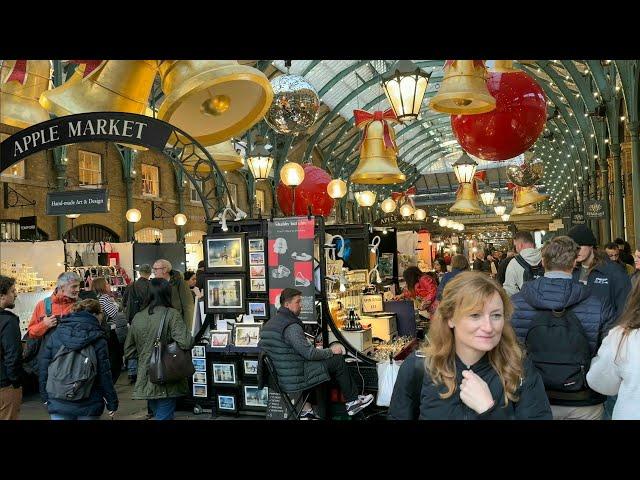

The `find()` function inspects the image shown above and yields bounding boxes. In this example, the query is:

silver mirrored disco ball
[265,74,320,134]
[506,157,544,187]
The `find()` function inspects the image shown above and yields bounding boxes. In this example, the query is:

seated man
[259,288,373,418]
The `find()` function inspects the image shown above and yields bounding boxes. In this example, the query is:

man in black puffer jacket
[38,299,118,420]
[0,276,24,420]
[511,236,615,420]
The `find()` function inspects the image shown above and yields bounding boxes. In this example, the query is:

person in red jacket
[27,272,80,339]
[395,266,438,311]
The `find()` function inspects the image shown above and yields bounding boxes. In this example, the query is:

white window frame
[0,133,25,179]
[190,179,202,204]
[141,164,160,198]
[78,150,102,188]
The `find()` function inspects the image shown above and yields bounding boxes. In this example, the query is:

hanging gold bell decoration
[514,185,549,208]
[429,60,496,115]
[510,199,537,216]
[350,108,405,184]
[205,140,244,172]
[39,60,159,117]
[157,61,273,146]
[1,60,51,128]
[450,180,484,214]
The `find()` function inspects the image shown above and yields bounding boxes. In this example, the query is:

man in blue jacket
[567,224,631,321]
[511,236,615,420]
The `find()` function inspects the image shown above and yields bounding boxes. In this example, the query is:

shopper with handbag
[124,278,193,420]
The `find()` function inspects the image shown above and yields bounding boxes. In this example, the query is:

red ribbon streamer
[5,60,28,85]
[354,108,398,152]
[68,60,104,77]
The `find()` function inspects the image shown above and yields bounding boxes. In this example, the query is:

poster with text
[268,217,316,323]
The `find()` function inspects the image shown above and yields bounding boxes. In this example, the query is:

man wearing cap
[122,264,152,384]
[567,224,631,321]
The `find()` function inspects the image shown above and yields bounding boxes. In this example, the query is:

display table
[10,289,54,336]
[329,327,373,352]
[359,314,397,341]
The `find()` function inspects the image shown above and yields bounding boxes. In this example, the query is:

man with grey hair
[152,259,194,331]
[511,236,615,420]
[27,271,81,339]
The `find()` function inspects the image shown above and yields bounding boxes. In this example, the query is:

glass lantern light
[381,60,432,123]
[246,136,274,181]
[452,151,478,184]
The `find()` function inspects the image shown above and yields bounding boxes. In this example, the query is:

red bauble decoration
[277,164,334,216]
[451,69,546,161]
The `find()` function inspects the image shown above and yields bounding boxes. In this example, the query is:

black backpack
[525,308,592,399]
[46,343,98,401]
[514,255,544,282]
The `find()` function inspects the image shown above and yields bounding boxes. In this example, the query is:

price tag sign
[361,294,383,313]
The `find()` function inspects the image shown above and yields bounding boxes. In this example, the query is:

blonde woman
[389,272,551,420]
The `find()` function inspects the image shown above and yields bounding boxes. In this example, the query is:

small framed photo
[205,276,246,314]
[243,385,268,409]
[192,345,206,358]
[210,330,231,348]
[212,362,237,385]
[192,358,206,372]
[249,252,265,265]
[204,233,246,272]
[217,394,237,413]
[243,359,258,376]
[193,383,207,398]
[192,371,207,384]
[250,265,266,278]
[248,238,264,253]
[234,324,261,348]
[250,278,266,292]
[248,301,268,319]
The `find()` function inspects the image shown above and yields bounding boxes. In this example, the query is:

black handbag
[148,307,195,385]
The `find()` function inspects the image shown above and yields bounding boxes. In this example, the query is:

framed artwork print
[204,233,246,272]
[205,276,246,314]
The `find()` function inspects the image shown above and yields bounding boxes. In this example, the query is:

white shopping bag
[376,359,403,407]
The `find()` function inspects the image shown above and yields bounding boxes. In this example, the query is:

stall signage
[585,200,606,218]
[374,214,400,226]
[571,212,586,225]
[1,112,174,171]
[361,294,383,313]
[46,189,109,215]
[19,216,37,240]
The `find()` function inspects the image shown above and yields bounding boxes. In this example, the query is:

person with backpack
[38,299,118,420]
[1,276,24,420]
[388,272,551,420]
[122,264,151,384]
[511,236,616,420]
[124,278,192,420]
[503,231,543,296]
[568,224,631,322]
[27,271,80,339]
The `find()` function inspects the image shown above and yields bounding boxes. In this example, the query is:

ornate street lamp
[246,136,274,181]
[381,60,432,123]
[452,151,478,184]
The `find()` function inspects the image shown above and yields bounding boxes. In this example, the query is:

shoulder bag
[148,307,195,385]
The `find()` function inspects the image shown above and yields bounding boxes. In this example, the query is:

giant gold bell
[514,186,549,208]
[510,202,537,215]
[196,141,244,173]
[350,122,405,184]
[39,60,159,117]
[450,182,484,214]
[1,60,51,128]
[157,61,273,146]
[429,60,496,115]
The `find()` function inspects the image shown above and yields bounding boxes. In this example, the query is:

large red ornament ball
[277,164,334,216]
[451,69,546,161]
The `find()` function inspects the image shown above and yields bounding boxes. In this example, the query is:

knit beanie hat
[567,224,597,246]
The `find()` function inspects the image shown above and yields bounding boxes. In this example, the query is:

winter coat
[124,305,192,400]
[503,247,542,296]
[388,351,426,420]
[497,256,514,285]
[631,270,640,289]
[169,270,195,333]
[123,277,151,323]
[27,291,76,339]
[195,270,206,292]
[586,327,640,419]
[38,311,118,417]
[511,275,615,406]
[0,308,24,388]
[572,257,631,321]
[258,307,331,393]
[473,259,491,273]
[401,275,437,305]
[413,353,551,420]
[436,269,464,301]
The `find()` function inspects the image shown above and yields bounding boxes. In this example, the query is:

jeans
[50,414,101,420]
[147,398,177,420]
[321,355,358,403]
[128,358,138,377]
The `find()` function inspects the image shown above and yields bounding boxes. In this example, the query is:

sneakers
[272,265,291,278]
[273,237,288,254]
[299,409,321,420]
[291,252,312,261]
[295,271,311,287]
[345,394,374,416]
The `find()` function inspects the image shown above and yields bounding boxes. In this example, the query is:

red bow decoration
[506,182,518,191]
[474,170,486,183]
[5,60,28,85]
[68,60,105,78]
[391,186,417,206]
[353,108,398,152]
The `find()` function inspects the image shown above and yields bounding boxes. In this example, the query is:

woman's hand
[459,370,495,414]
